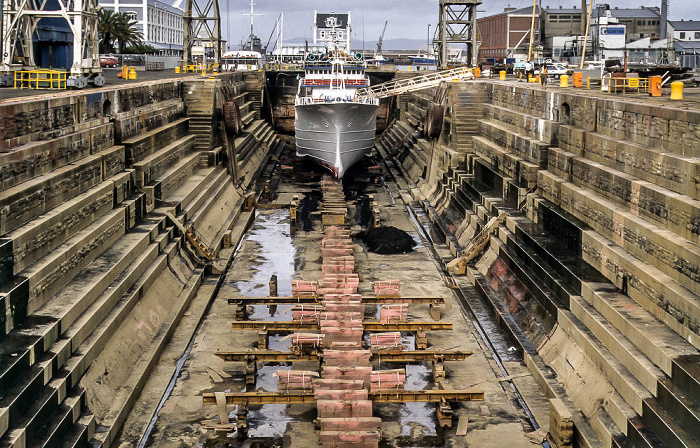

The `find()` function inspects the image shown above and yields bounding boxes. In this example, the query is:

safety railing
[14,69,67,90]
[601,76,649,94]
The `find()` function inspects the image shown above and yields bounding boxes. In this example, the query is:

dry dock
[0,71,697,448]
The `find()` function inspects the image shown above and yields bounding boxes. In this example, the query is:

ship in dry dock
[294,17,379,178]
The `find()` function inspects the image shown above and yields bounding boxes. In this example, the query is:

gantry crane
[0,0,104,88]
[375,20,388,56]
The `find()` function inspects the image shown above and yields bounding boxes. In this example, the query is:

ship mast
[243,0,262,51]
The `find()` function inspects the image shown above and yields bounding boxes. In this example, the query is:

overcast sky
[219,0,699,50]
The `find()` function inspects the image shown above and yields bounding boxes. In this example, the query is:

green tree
[97,8,119,53]
[98,8,144,54]
[113,13,144,53]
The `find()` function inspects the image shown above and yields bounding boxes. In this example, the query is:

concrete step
[0,121,114,193]
[144,152,202,208]
[472,136,539,188]
[642,398,700,448]
[24,386,85,448]
[478,119,549,168]
[558,124,700,201]
[5,182,115,276]
[132,135,196,188]
[55,412,94,448]
[481,103,558,146]
[558,309,653,416]
[570,295,665,395]
[122,118,189,166]
[19,208,127,315]
[166,165,224,215]
[0,150,120,235]
[114,99,184,143]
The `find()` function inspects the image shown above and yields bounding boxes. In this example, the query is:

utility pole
[579,0,594,69]
[527,0,537,61]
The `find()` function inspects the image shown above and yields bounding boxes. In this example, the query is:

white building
[99,0,184,54]
[669,20,700,42]
[313,12,352,50]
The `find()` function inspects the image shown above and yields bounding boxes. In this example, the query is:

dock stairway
[0,80,282,448]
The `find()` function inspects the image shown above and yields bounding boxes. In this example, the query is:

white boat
[294,17,379,178]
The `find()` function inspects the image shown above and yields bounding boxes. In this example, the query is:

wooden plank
[456,416,468,436]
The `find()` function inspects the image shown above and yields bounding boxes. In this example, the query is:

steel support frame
[230,321,454,331]
[203,389,484,405]
[1,0,101,77]
[213,349,473,363]
[227,296,445,305]
[183,0,221,67]
[436,0,482,69]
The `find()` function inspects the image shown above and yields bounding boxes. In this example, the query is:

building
[99,0,184,54]
[313,12,352,50]
[669,20,700,41]
[477,6,541,62]
[541,5,661,61]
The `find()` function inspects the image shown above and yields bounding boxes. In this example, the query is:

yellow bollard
[670,81,683,100]
[560,75,569,88]
[499,70,506,80]
[587,76,590,90]
[175,66,180,74]
[127,67,137,80]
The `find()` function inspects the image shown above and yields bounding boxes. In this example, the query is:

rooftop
[669,20,700,31]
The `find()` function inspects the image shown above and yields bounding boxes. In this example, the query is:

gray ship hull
[295,102,378,178]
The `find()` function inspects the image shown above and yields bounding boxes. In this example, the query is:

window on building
[320,31,326,38]
[680,32,686,39]
[696,32,700,39]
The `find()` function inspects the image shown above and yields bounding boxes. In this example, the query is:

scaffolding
[436,0,482,68]
[182,0,222,68]
[0,0,103,88]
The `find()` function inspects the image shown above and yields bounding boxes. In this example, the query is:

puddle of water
[399,364,437,437]
[256,364,291,392]
[233,210,296,297]
[247,404,294,438]
[407,232,424,249]
[268,334,292,351]
[248,304,294,321]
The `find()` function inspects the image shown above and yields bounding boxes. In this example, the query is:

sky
[217,0,700,50]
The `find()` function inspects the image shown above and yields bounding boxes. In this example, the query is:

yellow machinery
[447,213,507,275]
[14,69,67,89]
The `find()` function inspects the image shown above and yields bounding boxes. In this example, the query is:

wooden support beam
[226,296,445,305]
[213,349,473,363]
[230,321,453,331]
[203,389,484,405]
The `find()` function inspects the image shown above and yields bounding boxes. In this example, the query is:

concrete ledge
[132,135,196,187]
[478,119,549,167]
[558,308,652,415]
[6,182,115,275]
[560,125,700,201]
[581,230,700,351]
[155,151,202,202]
[0,122,114,193]
[473,136,539,188]
[580,282,699,378]
[0,155,104,235]
[21,208,127,314]
[570,295,664,395]
[122,118,189,166]
[483,103,559,145]
[557,180,700,297]
[114,99,185,143]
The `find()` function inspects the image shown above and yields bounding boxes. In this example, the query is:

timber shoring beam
[203,389,484,405]
[213,349,473,363]
[230,321,454,331]
[227,296,445,305]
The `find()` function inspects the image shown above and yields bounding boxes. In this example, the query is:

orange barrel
[573,72,583,88]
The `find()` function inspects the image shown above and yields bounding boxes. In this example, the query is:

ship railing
[295,96,379,106]
[354,66,475,100]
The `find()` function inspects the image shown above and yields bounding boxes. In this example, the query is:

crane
[376,21,389,56]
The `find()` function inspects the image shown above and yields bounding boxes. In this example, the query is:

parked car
[541,63,573,79]
[100,56,118,68]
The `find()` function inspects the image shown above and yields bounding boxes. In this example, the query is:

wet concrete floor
[142,155,545,447]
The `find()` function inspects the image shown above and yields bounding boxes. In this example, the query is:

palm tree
[113,13,144,53]
[97,8,119,53]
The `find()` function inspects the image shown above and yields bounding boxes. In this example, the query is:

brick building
[477,6,541,62]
